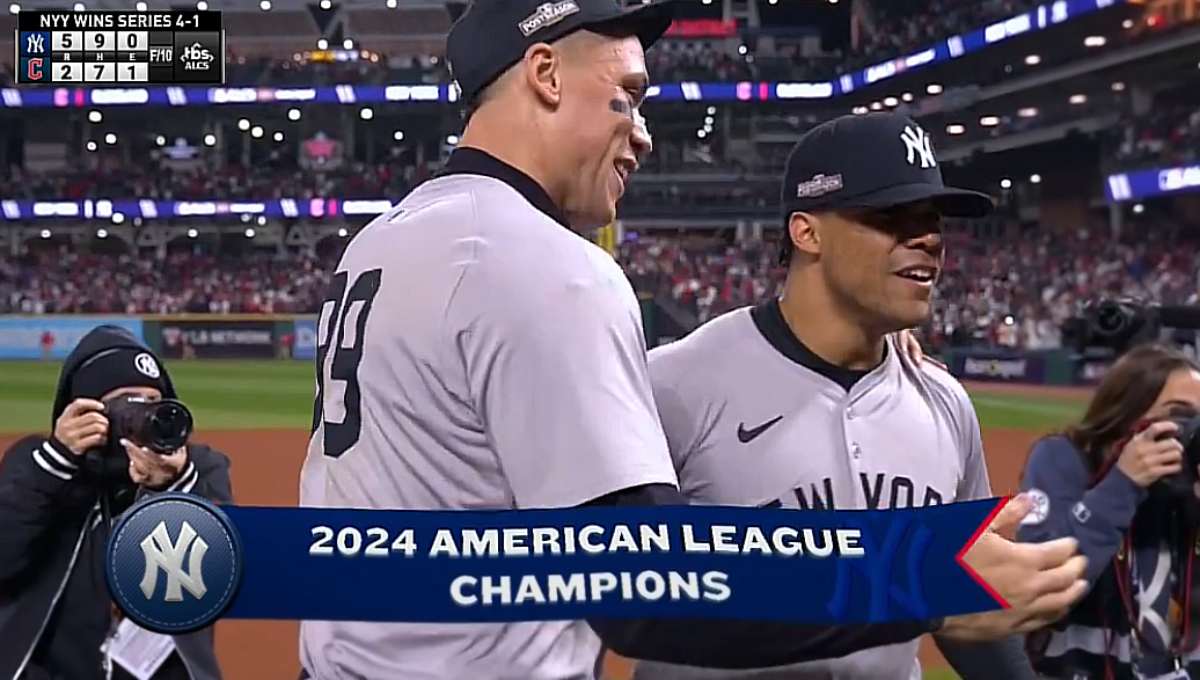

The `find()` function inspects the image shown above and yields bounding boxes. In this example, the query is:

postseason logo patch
[796,173,843,199]
[519,1,581,37]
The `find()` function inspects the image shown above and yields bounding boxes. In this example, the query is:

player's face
[557,35,648,230]
[821,201,944,333]
[1143,368,1200,422]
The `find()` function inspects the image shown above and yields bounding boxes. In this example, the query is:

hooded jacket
[0,325,231,680]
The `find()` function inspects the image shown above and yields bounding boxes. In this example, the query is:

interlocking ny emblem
[140,520,209,602]
[900,125,936,169]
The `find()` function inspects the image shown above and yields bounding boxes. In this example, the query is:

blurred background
[0,0,1198,677]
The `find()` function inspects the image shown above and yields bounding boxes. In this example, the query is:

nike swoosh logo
[737,416,784,444]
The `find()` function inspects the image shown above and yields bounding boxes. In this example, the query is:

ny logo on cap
[519,1,581,37]
[134,352,161,379]
[900,125,936,169]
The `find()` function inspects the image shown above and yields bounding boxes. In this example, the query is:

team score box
[51,30,82,51]
[309,526,418,558]
[53,62,83,82]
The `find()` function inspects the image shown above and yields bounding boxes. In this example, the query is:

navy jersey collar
[751,297,884,391]
[439,147,570,228]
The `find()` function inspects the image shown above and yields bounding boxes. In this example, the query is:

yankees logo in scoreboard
[15,10,224,84]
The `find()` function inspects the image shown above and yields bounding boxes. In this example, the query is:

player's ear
[522,43,563,109]
[788,212,821,257]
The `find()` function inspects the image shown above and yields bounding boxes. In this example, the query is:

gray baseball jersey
[634,299,992,680]
[298,149,677,680]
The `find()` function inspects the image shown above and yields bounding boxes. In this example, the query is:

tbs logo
[106,494,243,634]
[181,42,215,72]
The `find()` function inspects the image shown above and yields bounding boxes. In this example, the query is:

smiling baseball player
[634,112,1040,680]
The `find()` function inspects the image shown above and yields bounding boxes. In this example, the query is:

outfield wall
[941,347,1113,386]
[0,314,318,361]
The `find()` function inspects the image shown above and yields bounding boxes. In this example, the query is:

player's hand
[938,495,1088,641]
[53,398,109,456]
[896,330,946,370]
[1116,420,1183,487]
[124,439,189,490]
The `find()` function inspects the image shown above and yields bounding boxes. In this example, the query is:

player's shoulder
[896,344,976,420]
[649,307,756,382]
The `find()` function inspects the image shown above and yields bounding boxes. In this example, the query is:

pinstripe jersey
[634,299,992,680]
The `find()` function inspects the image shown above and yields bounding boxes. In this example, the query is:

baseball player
[634,112,1043,680]
[297,3,1087,678]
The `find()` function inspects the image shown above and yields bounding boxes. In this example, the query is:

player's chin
[883,301,932,330]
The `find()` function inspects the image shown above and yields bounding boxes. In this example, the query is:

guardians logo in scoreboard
[15,10,223,84]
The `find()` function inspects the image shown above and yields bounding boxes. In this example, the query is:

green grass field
[0,359,1088,435]
[0,360,1090,680]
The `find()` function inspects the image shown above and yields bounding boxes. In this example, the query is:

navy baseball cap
[780,112,995,222]
[447,0,676,104]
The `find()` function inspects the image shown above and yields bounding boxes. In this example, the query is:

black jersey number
[313,268,382,458]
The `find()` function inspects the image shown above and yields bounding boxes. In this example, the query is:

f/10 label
[309,526,417,558]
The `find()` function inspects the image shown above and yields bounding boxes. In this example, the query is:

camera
[1152,410,1200,502]
[1067,298,1200,355]
[103,395,194,454]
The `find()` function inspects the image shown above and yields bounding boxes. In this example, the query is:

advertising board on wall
[0,316,144,360]
[159,321,277,359]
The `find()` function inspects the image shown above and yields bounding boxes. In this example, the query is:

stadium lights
[8,3,18,14]
[829,0,838,4]
[737,45,748,55]
[203,133,216,146]
[1004,315,1015,326]
[245,228,256,238]
[697,129,707,139]
[344,39,354,50]
[260,0,271,10]
[386,0,396,6]
[287,108,302,121]
[926,83,943,95]
[187,228,199,238]
[769,0,778,4]
[446,134,460,145]
[1069,94,1088,105]
[1030,174,1042,184]
[1133,203,1145,214]
[155,135,166,146]
[135,1,147,10]
[273,131,284,142]
[319,0,331,9]
[133,217,142,227]
[883,96,898,107]
[869,101,883,110]
[1112,81,1126,92]
[1018,107,1038,118]
[1084,35,1106,47]
[105,133,117,145]
[901,92,914,102]
[338,228,349,237]
[1000,178,1013,189]
[704,116,714,125]
[979,116,1000,127]
[257,216,267,226]
[40,229,51,239]
[237,118,251,131]
[251,126,264,138]
[73,2,84,10]
[393,130,405,141]
[241,214,252,223]
[86,141,98,152]
[88,110,102,123]
[97,228,108,238]
[317,39,328,50]
[1123,18,1134,28]
[195,0,206,8]
[359,107,374,120]
[701,0,711,5]
[852,106,868,115]
[946,124,966,135]
[1025,54,1041,66]
[111,212,124,224]
[706,106,716,115]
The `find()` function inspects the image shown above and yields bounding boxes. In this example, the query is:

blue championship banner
[107,494,1010,634]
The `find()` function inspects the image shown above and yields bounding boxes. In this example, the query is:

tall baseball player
[633,112,1046,680]
[297,3,1088,678]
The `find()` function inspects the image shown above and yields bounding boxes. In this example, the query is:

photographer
[1017,343,1200,679]
[0,325,231,680]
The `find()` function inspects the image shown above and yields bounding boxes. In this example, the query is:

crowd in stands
[4,222,1200,351]
[1110,103,1200,170]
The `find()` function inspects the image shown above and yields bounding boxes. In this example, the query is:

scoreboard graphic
[16,11,223,84]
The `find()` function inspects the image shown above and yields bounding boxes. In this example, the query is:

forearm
[583,484,936,667]
[935,634,1036,680]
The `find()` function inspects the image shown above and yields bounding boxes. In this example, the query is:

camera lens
[148,401,192,452]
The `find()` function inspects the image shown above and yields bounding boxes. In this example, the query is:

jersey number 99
[313,268,382,458]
